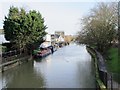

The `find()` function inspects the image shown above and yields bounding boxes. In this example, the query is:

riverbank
[87,46,120,89]
[0,55,32,72]
[86,46,106,89]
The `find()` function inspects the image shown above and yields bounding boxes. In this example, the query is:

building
[42,31,65,48]
[45,34,51,42]
[51,34,59,46]
[58,35,64,42]
[40,34,51,48]
[55,31,65,38]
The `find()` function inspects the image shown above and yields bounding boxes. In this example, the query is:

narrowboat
[33,42,53,58]
[33,47,52,58]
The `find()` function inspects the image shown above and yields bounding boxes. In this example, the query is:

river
[1,44,95,88]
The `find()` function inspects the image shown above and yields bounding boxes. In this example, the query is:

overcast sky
[0,0,118,35]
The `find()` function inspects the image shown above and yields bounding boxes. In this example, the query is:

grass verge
[106,47,119,73]
[106,47,120,83]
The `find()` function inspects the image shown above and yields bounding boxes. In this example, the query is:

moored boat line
[32,43,68,59]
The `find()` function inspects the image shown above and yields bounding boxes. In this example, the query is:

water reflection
[33,44,95,88]
[1,44,95,88]
[2,61,45,88]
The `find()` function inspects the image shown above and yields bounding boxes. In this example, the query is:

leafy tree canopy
[4,6,47,50]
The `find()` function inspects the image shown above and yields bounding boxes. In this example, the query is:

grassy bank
[106,47,119,73]
[106,47,120,83]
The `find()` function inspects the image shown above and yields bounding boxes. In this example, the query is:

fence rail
[2,49,28,64]
[107,72,120,90]
[87,46,120,90]
[0,49,30,72]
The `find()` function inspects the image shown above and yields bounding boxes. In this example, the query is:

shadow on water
[34,55,51,62]
[2,60,46,88]
[34,58,43,62]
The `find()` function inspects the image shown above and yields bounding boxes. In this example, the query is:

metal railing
[87,46,120,90]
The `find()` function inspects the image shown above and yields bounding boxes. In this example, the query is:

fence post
[104,72,107,88]
[1,66,4,72]
[111,74,113,90]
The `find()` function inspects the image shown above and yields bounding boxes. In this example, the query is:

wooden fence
[2,49,28,63]
[0,49,31,72]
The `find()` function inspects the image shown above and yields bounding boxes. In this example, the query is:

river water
[1,44,95,88]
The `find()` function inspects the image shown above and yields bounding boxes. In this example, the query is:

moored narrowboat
[33,47,52,58]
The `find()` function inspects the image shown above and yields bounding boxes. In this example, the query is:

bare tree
[76,2,118,53]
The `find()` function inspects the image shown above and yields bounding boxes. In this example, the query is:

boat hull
[33,48,52,59]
